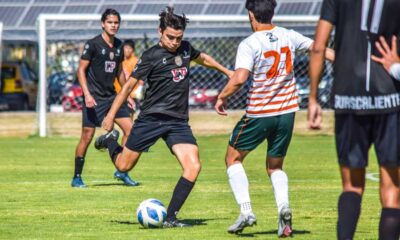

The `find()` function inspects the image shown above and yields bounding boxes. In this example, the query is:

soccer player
[214,0,334,236]
[114,39,144,115]
[95,7,233,227]
[308,0,400,239]
[71,9,138,188]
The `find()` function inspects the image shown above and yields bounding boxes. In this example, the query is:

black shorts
[125,114,197,152]
[82,96,131,128]
[335,112,400,168]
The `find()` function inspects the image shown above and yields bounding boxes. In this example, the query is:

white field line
[366,172,379,182]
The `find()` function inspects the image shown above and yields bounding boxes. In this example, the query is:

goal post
[36,14,320,137]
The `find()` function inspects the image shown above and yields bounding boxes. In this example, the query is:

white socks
[270,170,289,214]
[227,163,252,215]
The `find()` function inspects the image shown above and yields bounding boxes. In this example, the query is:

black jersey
[321,0,400,114]
[131,41,201,120]
[81,34,123,99]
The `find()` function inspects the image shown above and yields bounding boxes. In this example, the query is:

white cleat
[227,212,257,234]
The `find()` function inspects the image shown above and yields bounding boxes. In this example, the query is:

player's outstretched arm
[102,77,138,131]
[77,59,97,108]
[372,36,400,80]
[308,19,333,129]
[194,52,234,78]
[215,68,249,115]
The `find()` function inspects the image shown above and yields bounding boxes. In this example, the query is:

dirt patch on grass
[0,110,334,138]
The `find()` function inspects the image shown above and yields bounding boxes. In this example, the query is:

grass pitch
[0,135,380,239]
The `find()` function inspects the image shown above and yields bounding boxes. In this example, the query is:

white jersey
[235,26,313,117]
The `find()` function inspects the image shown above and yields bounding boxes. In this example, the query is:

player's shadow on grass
[180,218,222,226]
[110,220,139,225]
[90,183,141,187]
[238,229,311,238]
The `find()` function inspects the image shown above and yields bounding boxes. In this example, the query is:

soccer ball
[136,198,167,228]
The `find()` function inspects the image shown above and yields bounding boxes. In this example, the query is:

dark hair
[123,39,135,49]
[159,6,188,31]
[101,8,121,23]
[245,0,277,24]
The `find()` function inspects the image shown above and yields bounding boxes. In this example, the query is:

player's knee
[184,162,201,177]
[81,129,94,144]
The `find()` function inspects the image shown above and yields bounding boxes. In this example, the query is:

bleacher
[0,0,323,41]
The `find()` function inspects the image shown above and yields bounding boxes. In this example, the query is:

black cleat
[94,130,120,150]
[163,219,192,228]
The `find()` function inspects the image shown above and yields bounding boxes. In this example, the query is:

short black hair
[101,8,121,23]
[159,6,188,31]
[123,39,135,49]
[245,0,277,24]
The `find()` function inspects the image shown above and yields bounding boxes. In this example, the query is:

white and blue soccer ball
[136,198,167,228]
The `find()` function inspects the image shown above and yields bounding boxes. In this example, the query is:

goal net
[37,14,331,137]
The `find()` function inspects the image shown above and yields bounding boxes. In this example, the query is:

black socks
[337,192,362,240]
[105,138,122,163]
[379,208,400,240]
[74,156,85,178]
[166,176,195,221]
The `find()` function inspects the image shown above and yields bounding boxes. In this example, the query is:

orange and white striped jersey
[235,26,313,118]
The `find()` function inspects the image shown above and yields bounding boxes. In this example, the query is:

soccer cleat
[71,177,87,188]
[162,219,191,228]
[227,212,257,234]
[114,171,139,186]
[94,130,120,150]
[278,205,293,238]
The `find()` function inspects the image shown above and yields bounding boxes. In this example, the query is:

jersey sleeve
[131,51,154,81]
[235,40,254,71]
[288,30,314,51]
[81,41,95,61]
[320,0,337,24]
[189,42,201,60]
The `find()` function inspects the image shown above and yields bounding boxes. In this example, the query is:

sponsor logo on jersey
[116,49,121,56]
[175,56,183,66]
[266,32,278,42]
[105,61,116,73]
[110,52,114,60]
[101,49,106,55]
[162,58,167,64]
[85,44,90,49]
[171,67,188,82]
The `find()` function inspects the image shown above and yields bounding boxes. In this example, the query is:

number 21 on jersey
[263,46,292,79]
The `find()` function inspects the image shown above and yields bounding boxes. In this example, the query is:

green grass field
[0,135,381,239]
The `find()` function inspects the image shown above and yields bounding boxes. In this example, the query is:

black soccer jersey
[321,0,400,114]
[81,34,123,99]
[131,40,201,119]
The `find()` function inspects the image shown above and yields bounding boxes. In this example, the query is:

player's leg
[72,126,95,188]
[113,117,138,186]
[72,104,98,188]
[378,166,400,240]
[160,120,200,228]
[335,113,371,240]
[265,112,295,237]
[226,115,267,233]
[374,111,400,239]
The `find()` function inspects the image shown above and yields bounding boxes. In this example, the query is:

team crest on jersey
[171,67,188,82]
[110,52,114,60]
[266,32,278,42]
[105,61,116,73]
[175,56,183,66]
[101,49,106,55]
[183,50,190,59]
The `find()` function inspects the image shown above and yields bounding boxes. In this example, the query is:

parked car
[61,84,83,112]
[189,88,219,109]
[1,61,38,110]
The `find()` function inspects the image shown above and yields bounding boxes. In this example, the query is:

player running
[95,7,233,227]
[215,0,334,237]
[71,9,138,188]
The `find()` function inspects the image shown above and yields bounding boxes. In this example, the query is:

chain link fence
[46,35,334,113]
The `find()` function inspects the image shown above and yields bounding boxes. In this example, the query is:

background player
[114,39,144,115]
[71,9,138,188]
[308,0,400,239]
[95,7,233,227]
[215,0,334,236]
